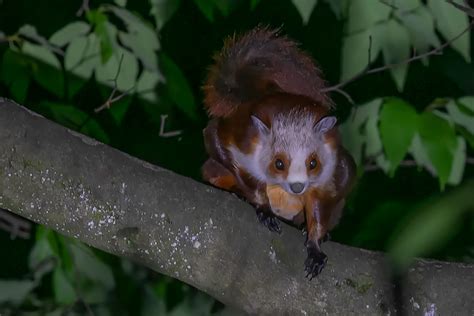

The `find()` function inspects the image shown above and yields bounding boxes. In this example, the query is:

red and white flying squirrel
[201,27,356,279]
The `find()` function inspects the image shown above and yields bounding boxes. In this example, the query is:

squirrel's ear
[314,116,337,134]
[251,115,270,136]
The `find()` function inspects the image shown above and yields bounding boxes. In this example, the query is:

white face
[252,110,338,195]
[284,149,310,194]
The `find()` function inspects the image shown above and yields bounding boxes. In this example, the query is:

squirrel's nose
[290,182,305,194]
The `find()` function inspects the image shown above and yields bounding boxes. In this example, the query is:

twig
[379,0,398,10]
[94,54,136,113]
[365,157,474,172]
[368,35,373,66]
[94,86,135,113]
[0,208,31,239]
[323,20,474,93]
[332,88,355,105]
[159,115,182,138]
[446,0,474,17]
[77,0,90,17]
[18,33,65,56]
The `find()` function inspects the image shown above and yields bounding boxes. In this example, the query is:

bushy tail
[203,27,331,118]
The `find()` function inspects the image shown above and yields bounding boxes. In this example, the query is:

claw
[304,245,328,279]
[256,209,281,234]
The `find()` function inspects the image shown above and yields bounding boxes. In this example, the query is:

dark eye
[309,159,318,170]
[275,159,285,170]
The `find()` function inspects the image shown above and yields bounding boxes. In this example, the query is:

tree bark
[0,98,472,315]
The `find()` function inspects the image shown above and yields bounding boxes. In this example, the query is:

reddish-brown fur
[203,27,332,118]
[201,27,356,278]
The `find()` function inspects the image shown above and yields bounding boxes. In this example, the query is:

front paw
[256,209,281,234]
[304,245,328,280]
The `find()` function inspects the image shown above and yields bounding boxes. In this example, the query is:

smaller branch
[332,88,355,105]
[94,86,135,113]
[94,55,136,113]
[379,0,398,10]
[19,33,65,56]
[159,115,182,138]
[365,157,474,172]
[323,20,474,93]
[76,0,90,17]
[446,0,474,17]
[0,208,31,239]
[367,35,373,66]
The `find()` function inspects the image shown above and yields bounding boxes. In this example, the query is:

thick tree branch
[0,98,473,315]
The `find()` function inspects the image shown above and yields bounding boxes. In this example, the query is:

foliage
[0,0,473,314]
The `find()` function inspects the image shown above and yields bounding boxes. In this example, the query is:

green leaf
[64,34,101,97]
[39,102,88,129]
[341,28,381,81]
[88,10,116,63]
[168,293,215,316]
[69,243,115,290]
[150,0,182,29]
[418,112,457,189]
[292,0,318,24]
[339,99,382,166]
[324,0,349,19]
[0,280,37,304]
[389,181,474,270]
[377,19,411,91]
[49,21,91,47]
[214,0,234,16]
[160,53,198,120]
[362,99,383,157]
[136,69,163,102]
[109,94,132,125]
[115,0,127,6]
[95,47,139,91]
[141,285,166,316]
[399,5,440,54]
[456,125,474,149]
[38,102,110,143]
[363,100,393,172]
[22,45,65,98]
[18,24,52,47]
[22,42,61,69]
[458,96,474,112]
[193,0,215,21]
[391,0,421,11]
[65,34,101,80]
[447,137,466,186]
[339,121,364,165]
[428,0,470,62]
[250,0,261,10]
[53,268,77,305]
[118,31,158,72]
[347,0,391,34]
[0,50,30,103]
[379,98,418,175]
[109,6,160,71]
[29,237,56,280]
[409,133,436,175]
[447,99,474,134]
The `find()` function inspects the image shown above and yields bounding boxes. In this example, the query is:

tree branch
[323,20,474,93]
[0,98,473,315]
[365,158,474,172]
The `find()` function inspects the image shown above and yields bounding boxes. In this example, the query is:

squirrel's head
[253,109,338,195]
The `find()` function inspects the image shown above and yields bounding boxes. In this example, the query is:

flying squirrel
[201,27,356,279]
